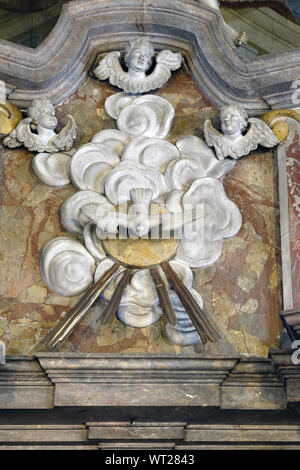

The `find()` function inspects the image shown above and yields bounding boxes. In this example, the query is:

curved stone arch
[1,0,300,111]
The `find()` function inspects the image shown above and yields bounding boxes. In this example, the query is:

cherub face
[128,47,152,73]
[220,107,242,137]
[39,105,58,130]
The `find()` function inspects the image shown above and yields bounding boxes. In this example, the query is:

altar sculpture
[94,38,182,94]
[204,105,280,160]
[3,97,77,187]
[1,38,280,350]
[3,97,77,153]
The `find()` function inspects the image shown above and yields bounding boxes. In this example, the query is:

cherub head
[28,98,57,130]
[220,105,248,139]
[124,38,155,75]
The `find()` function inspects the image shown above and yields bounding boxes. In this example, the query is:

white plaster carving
[91,129,129,156]
[94,38,182,94]
[93,258,193,328]
[164,289,202,346]
[31,152,71,187]
[175,135,236,178]
[204,105,279,160]
[3,98,77,153]
[40,237,96,297]
[83,222,107,261]
[104,93,135,120]
[167,178,242,268]
[116,95,175,139]
[39,94,247,346]
[103,161,169,205]
[70,143,120,192]
[121,136,180,171]
[60,190,114,235]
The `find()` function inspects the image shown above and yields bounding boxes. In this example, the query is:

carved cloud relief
[37,92,242,345]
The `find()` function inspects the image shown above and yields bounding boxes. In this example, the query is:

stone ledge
[269,349,300,404]
[36,353,238,407]
[221,358,286,410]
[0,352,298,410]
[0,357,54,409]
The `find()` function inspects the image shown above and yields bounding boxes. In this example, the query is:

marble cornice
[0,0,299,111]
[0,352,299,410]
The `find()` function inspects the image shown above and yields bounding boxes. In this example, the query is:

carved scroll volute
[0,102,22,137]
[261,110,300,143]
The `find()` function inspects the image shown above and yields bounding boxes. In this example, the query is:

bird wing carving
[3,118,32,149]
[3,118,52,152]
[247,118,280,148]
[93,52,121,81]
[204,119,230,160]
[156,50,182,71]
[53,115,77,151]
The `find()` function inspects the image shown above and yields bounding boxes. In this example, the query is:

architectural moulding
[0,0,300,111]
[0,352,298,411]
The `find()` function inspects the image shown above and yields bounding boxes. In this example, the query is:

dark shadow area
[0,406,299,425]
[0,0,72,48]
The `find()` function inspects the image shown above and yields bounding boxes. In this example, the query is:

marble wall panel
[285,132,300,310]
[0,67,282,356]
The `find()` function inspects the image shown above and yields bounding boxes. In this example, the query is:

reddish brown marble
[286,131,300,309]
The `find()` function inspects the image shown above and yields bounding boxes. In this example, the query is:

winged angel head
[3,97,77,153]
[204,104,279,160]
[93,37,182,94]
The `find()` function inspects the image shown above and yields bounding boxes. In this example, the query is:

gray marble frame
[0,0,300,112]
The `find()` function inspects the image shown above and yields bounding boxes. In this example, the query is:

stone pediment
[0,0,299,111]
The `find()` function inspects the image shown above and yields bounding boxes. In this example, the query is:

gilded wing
[203,119,230,160]
[247,118,280,148]
[53,115,77,151]
[93,51,121,81]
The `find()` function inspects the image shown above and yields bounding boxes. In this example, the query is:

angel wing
[146,50,182,91]
[156,50,182,71]
[204,119,230,160]
[52,115,77,151]
[94,52,121,81]
[3,125,22,148]
[247,118,279,148]
[3,118,49,152]
[226,118,280,158]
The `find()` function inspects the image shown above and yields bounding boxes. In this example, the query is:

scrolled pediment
[0,0,299,111]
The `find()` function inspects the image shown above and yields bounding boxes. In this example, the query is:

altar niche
[0,66,282,357]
